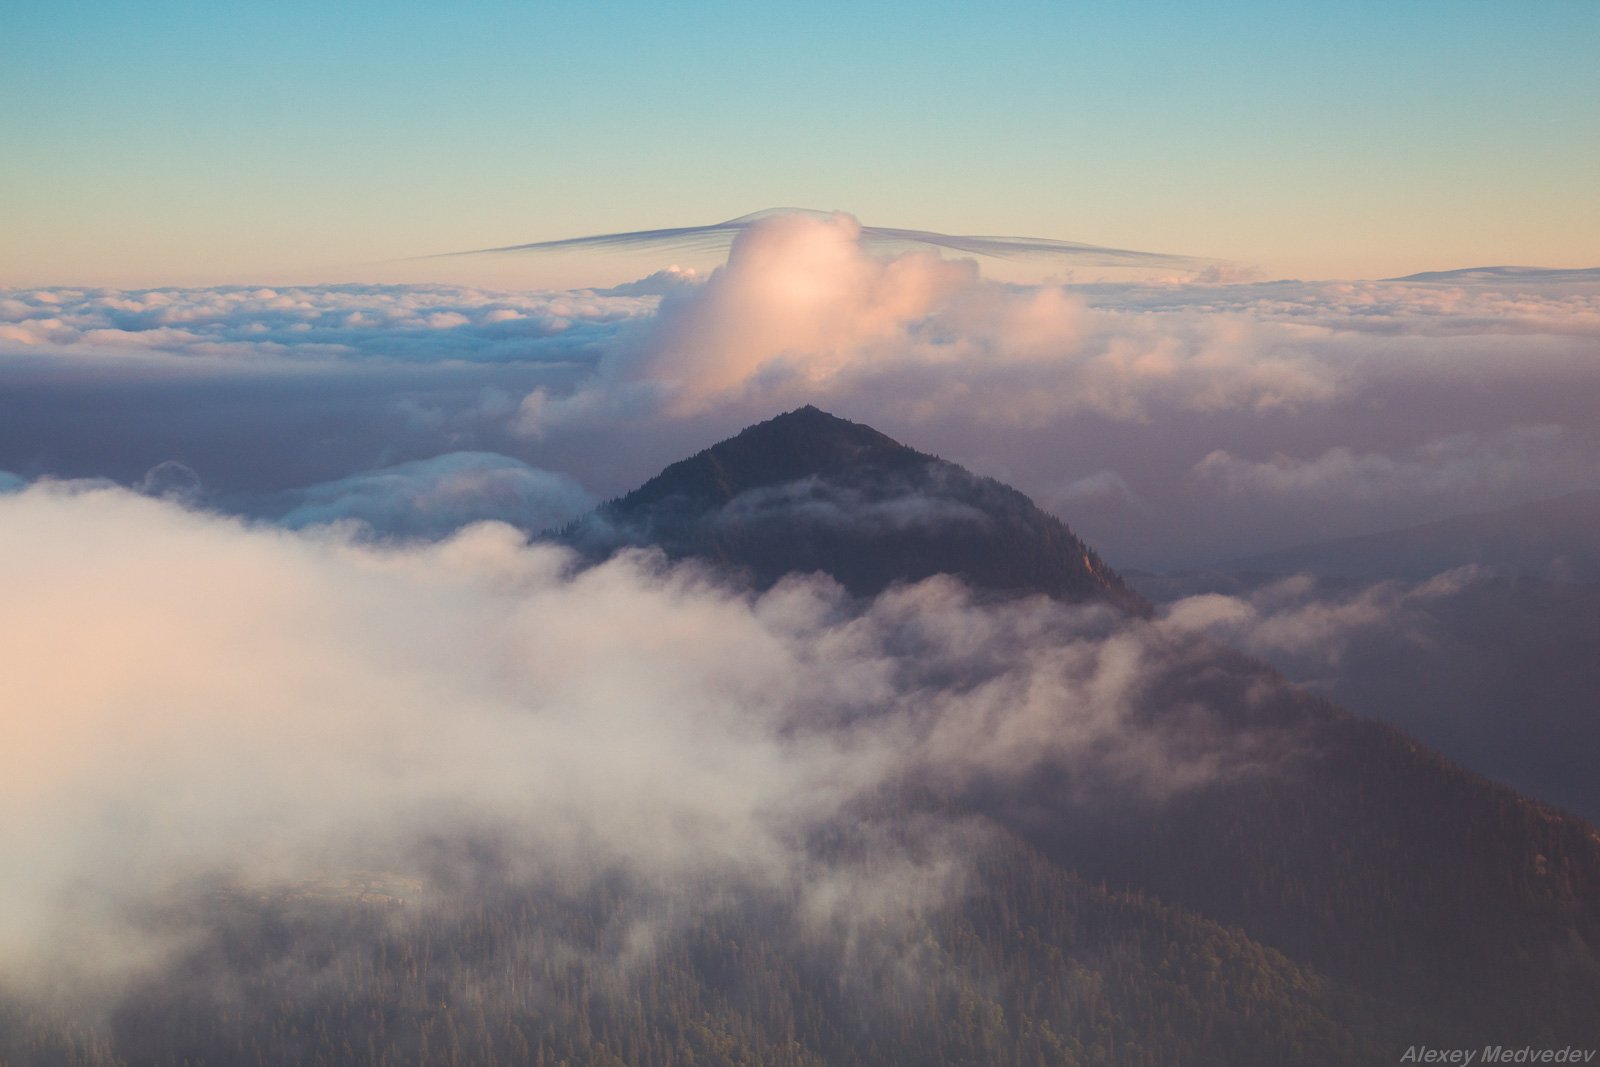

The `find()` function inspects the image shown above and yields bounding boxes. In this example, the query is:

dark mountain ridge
[562,405,1147,613]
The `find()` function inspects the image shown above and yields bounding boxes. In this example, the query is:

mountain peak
[565,407,1146,612]
[720,404,900,454]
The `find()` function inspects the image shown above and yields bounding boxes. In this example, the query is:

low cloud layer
[0,482,1297,1008]
[1159,569,1481,672]
[258,452,594,538]
[0,283,651,366]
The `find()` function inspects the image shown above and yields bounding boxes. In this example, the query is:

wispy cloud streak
[437,208,1214,273]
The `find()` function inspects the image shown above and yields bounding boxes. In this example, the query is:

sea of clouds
[3,211,1598,1015]
[4,212,1596,565]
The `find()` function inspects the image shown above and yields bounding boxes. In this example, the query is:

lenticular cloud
[439,207,1213,274]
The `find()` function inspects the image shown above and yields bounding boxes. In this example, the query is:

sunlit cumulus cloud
[517,211,1341,426]
[630,212,978,407]
[0,482,1298,1002]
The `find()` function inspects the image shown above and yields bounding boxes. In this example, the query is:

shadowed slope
[564,406,1600,1047]
[563,405,1147,613]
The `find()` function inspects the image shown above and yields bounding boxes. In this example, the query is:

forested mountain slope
[10,408,1598,1066]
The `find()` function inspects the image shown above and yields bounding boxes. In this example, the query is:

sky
[4,0,1598,287]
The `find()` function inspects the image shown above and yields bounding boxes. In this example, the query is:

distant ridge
[1386,265,1600,283]
[562,405,1147,612]
[1229,488,1600,582]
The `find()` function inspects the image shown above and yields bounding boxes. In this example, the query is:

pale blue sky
[4,1,1597,285]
